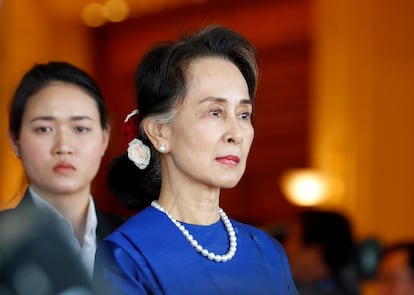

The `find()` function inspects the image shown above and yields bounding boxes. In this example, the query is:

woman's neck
[157,186,220,225]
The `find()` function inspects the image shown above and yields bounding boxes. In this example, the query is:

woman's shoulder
[0,207,24,228]
[231,219,286,251]
[0,195,47,224]
[119,206,159,227]
[231,219,272,239]
[102,206,160,243]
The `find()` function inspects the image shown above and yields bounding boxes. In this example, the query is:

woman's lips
[216,155,240,166]
[53,162,76,174]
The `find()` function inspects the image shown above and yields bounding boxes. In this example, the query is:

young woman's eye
[75,126,90,133]
[35,126,53,133]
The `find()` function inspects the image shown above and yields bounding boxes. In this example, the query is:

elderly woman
[94,25,298,295]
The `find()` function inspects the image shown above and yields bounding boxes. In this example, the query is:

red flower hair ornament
[122,109,150,170]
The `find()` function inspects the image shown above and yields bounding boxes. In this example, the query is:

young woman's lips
[216,155,240,167]
[53,162,76,174]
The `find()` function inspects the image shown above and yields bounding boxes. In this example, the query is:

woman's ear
[142,118,169,152]
[101,124,111,155]
[8,131,20,157]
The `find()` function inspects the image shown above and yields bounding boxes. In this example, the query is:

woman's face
[12,81,109,198]
[164,57,254,189]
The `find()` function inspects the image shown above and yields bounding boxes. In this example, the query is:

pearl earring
[15,151,20,158]
[159,143,167,153]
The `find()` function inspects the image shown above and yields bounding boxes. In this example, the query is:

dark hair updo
[107,24,259,210]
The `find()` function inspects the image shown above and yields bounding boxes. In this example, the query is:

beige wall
[312,0,414,242]
[312,1,414,293]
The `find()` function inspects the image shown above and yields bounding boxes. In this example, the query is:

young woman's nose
[52,131,74,155]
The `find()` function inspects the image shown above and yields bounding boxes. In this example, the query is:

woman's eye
[75,126,90,133]
[35,126,52,133]
[238,112,251,120]
[210,109,223,117]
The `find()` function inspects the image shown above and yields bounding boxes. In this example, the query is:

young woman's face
[164,57,254,189]
[13,81,109,198]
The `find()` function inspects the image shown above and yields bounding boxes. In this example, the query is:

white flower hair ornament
[122,109,151,170]
[127,138,151,170]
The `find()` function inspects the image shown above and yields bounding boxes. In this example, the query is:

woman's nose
[224,118,243,144]
[52,132,74,155]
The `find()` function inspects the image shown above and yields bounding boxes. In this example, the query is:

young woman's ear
[8,131,20,157]
[101,125,111,156]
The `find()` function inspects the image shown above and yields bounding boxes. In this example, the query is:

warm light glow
[81,0,208,24]
[280,169,328,206]
[82,3,106,27]
[104,0,130,22]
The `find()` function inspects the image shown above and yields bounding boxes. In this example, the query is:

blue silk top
[93,206,298,295]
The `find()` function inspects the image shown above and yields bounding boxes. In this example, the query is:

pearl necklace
[151,200,237,263]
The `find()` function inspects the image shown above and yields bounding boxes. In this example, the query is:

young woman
[4,61,124,277]
[94,25,298,295]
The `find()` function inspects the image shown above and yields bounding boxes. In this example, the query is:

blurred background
[0,0,413,293]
